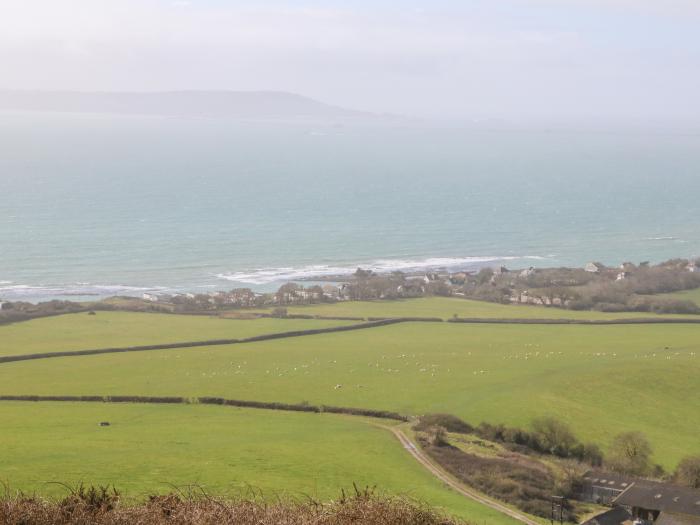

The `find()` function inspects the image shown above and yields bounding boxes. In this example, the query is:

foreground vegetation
[0,485,464,525]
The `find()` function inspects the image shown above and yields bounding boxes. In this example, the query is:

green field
[254,296,699,320]
[2,298,700,523]
[0,401,516,525]
[0,312,354,356]
[3,320,699,469]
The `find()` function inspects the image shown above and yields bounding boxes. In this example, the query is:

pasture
[0,311,355,357]
[2,320,699,469]
[253,296,700,320]
[0,401,517,525]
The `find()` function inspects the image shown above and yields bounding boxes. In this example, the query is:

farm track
[386,427,541,525]
[2,315,700,366]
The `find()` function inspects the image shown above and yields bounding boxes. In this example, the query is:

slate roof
[614,480,700,517]
[582,506,632,525]
[583,470,637,492]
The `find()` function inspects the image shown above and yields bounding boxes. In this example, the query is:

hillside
[0,90,369,119]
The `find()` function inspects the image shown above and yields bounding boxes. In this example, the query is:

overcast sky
[1,0,699,121]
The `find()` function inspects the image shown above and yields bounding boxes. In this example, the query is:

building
[613,479,700,525]
[580,471,637,505]
[687,262,699,273]
[586,262,605,273]
[142,293,159,302]
[617,271,630,281]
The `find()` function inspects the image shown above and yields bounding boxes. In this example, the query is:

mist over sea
[1,111,699,303]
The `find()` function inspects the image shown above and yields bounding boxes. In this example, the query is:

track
[388,426,541,525]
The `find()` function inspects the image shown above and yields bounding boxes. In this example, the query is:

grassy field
[253,296,699,320]
[0,401,517,525]
[3,321,699,469]
[656,287,700,306]
[0,311,355,356]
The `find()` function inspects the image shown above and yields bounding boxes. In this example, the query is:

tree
[531,416,577,456]
[674,456,700,489]
[607,431,653,476]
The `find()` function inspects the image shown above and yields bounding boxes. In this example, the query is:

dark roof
[614,480,700,517]
[656,513,700,525]
[582,506,632,525]
[584,470,637,492]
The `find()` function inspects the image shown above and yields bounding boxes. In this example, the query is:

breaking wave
[217,255,547,285]
[0,283,164,300]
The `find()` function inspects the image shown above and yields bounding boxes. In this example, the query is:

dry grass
[0,485,463,525]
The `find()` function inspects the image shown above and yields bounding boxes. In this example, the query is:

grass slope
[3,322,699,469]
[255,297,699,320]
[0,402,516,525]
[0,312,354,357]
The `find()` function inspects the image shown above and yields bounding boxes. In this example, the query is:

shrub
[674,456,700,488]
[607,431,653,476]
[415,414,473,434]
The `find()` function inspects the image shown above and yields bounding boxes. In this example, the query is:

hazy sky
[1,0,699,121]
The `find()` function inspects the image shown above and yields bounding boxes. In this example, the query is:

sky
[1,0,699,122]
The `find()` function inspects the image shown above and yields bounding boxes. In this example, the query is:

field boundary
[3,314,700,366]
[0,394,408,422]
[0,318,403,364]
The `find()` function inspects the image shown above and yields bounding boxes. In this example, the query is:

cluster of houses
[133,258,700,310]
[581,471,700,525]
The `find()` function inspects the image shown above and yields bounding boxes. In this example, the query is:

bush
[607,431,653,476]
[415,414,473,434]
[674,456,700,488]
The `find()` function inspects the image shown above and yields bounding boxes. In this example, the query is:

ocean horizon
[1,111,699,303]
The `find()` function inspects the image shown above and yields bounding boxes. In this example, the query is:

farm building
[613,479,700,525]
[580,471,637,505]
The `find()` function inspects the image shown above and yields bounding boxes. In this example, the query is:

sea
[1,111,699,303]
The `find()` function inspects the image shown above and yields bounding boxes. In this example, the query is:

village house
[519,267,535,278]
[687,262,699,273]
[321,284,340,300]
[616,271,630,281]
[142,292,159,302]
[586,262,605,273]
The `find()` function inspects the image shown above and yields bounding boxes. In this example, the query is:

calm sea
[1,111,699,302]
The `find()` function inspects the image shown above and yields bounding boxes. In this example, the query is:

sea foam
[216,255,546,285]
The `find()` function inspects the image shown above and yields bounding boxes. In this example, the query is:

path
[387,426,541,525]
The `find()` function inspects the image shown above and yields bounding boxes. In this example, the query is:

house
[616,271,630,281]
[612,479,700,525]
[450,272,468,285]
[142,293,159,302]
[423,272,441,284]
[585,262,605,273]
[519,267,535,278]
[687,262,699,273]
[321,284,340,299]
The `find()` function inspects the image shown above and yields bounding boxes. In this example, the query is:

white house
[585,262,604,273]
[142,293,159,302]
[687,262,699,273]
